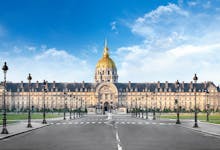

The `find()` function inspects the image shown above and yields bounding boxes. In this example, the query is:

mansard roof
[4,81,217,93]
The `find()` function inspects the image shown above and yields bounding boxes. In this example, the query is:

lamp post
[138,100,141,118]
[73,96,76,119]
[153,92,156,120]
[27,73,32,128]
[76,97,79,118]
[69,94,72,119]
[63,92,67,120]
[145,94,148,119]
[193,74,199,128]
[175,80,181,124]
[141,97,144,118]
[1,62,9,134]
[80,98,82,117]
[135,99,137,117]
[205,90,210,122]
[42,80,47,124]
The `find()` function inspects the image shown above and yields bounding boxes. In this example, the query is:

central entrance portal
[95,82,119,114]
[104,102,109,112]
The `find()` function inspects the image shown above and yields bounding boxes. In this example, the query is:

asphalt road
[0,115,220,150]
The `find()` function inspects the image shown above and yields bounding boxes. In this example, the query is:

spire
[103,38,109,57]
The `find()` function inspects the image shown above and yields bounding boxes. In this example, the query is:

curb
[0,116,84,140]
[0,124,50,140]
[177,124,220,137]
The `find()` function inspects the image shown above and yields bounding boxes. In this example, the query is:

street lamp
[76,97,79,118]
[1,62,9,134]
[27,73,32,128]
[193,74,199,128]
[79,98,82,117]
[153,92,156,120]
[63,92,67,120]
[205,90,210,122]
[141,97,144,118]
[42,80,47,124]
[135,99,137,117]
[69,94,72,119]
[175,80,181,124]
[138,100,141,118]
[145,94,148,119]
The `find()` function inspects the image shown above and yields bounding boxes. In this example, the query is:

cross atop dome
[103,38,109,57]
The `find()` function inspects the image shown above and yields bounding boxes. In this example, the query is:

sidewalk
[178,120,220,136]
[0,117,64,140]
[0,122,49,140]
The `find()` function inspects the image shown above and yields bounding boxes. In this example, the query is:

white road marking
[116,130,123,150]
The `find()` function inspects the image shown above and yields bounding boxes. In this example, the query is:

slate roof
[3,81,217,93]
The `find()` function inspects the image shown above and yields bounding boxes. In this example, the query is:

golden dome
[96,55,116,69]
[96,40,117,69]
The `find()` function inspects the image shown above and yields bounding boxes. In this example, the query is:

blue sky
[0,0,220,84]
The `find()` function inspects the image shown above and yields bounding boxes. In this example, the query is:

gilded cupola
[94,40,118,83]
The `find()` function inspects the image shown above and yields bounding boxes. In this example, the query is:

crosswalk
[50,120,175,126]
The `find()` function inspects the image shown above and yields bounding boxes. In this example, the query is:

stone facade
[0,42,220,113]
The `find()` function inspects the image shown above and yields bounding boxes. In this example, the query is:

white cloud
[203,1,211,9]
[35,48,76,61]
[1,48,93,82]
[116,2,220,84]
[110,21,118,34]
[187,1,198,6]
[25,46,36,51]
[13,46,22,53]
[91,46,98,53]
[131,3,190,51]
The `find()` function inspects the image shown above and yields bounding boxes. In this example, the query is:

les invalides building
[0,41,220,113]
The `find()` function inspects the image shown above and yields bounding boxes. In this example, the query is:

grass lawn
[0,120,17,125]
[160,112,220,124]
[0,113,63,121]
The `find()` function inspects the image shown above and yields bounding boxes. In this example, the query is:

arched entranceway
[104,101,109,112]
[95,82,118,114]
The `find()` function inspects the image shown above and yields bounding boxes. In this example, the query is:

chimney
[157,81,160,89]
[128,81,131,89]
[204,81,207,89]
[165,81,168,89]
[36,81,39,88]
[46,81,48,90]
[53,81,56,89]
[190,81,193,89]
[20,81,23,88]
[82,81,85,88]
[182,81,185,89]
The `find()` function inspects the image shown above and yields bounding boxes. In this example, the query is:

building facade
[1,42,220,113]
